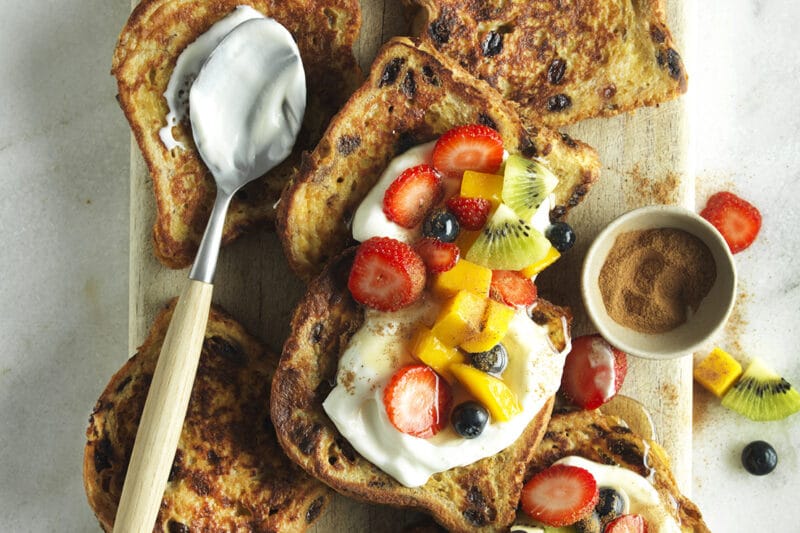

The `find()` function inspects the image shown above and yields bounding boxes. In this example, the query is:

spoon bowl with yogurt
[113,16,305,533]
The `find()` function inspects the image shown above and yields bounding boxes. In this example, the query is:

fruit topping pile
[694,347,800,421]
[347,124,575,440]
[520,464,649,532]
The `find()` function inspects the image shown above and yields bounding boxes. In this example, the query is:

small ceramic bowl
[581,205,737,359]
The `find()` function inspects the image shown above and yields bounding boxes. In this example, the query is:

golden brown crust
[271,249,572,532]
[413,0,687,128]
[113,0,362,268]
[83,301,329,532]
[528,408,710,532]
[277,37,600,281]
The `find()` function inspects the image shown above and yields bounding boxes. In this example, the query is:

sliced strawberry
[520,464,599,527]
[446,196,492,230]
[700,191,761,253]
[490,270,538,307]
[383,164,443,228]
[605,514,649,533]
[414,238,460,273]
[383,364,452,438]
[559,334,628,410]
[432,124,504,179]
[348,237,426,311]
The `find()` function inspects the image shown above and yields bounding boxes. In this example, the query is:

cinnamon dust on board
[599,228,716,333]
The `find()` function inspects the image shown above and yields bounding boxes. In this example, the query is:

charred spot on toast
[547,58,567,85]
[401,70,417,99]
[481,31,503,57]
[429,7,456,46]
[422,65,440,86]
[379,57,406,87]
[93,435,114,473]
[477,113,498,130]
[336,134,361,156]
[608,438,648,476]
[167,520,190,533]
[462,485,496,526]
[306,496,325,523]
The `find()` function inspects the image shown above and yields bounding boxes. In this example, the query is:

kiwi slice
[466,204,551,270]
[501,155,559,220]
[721,358,800,421]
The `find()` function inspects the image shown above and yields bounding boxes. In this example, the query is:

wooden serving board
[128,0,692,529]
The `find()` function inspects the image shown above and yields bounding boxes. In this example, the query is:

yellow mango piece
[461,171,504,206]
[431,259,492,298]
[432,290,487,347]
[410,326,466,382]
[450,363,521,421]
[460,300,516,353]
[694,347,743,398]
[455,230,481,255]
[519,246,561,278]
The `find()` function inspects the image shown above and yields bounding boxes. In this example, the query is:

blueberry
[423,209,459,242]
[595,487,625,522]
[741,440,778,475]
[451,401,489,438]
[545,221,576,252]
[470,344,508,375]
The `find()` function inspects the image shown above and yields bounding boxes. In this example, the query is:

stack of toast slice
[411,0,687,128]
[100,0,697,530]
[112,0,362,268]
[83,302,330,532]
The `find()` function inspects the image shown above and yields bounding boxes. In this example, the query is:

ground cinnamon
[599,228,716,333]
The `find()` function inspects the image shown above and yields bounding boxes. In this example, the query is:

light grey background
[1,0,798,531]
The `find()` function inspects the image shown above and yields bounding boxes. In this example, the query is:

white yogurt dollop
[323,300,569,487]
[159,5,266,151]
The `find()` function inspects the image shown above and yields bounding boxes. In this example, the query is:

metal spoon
[113,18,305,533]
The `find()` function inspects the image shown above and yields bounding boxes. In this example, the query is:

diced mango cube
[461,171,504,207]
[694,347,743,398]
[519,246,561,278]
[455,230,481,255]
[432,290,487,347]
[431,259,492,298]
[410,326,466,382]
[460,300,516,353]
[450,363,521,421]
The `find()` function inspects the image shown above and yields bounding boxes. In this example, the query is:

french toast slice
[270,249,573,532]
[411,0,687,128]
[112,0,362,268]
[526,408,710,532]
[83,301,329,532]
[277,37,600,281]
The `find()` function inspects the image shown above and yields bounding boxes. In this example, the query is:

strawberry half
[490,270,538,307]
[559,334,628,410]
[348,237,426,312]
[432,124,504,179]
[520,464,599,527]
[605,514,649,533]
[700,191,761,253]
[383,364,452,438]
[446,196,492,230]
[414,238,460,273]
[383,164,443,228]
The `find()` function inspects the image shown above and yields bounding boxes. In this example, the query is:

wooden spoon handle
[113,279,213,533]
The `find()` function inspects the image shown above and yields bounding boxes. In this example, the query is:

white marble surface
[0,0,797,531]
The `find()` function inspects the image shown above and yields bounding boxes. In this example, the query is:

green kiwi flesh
[465,203,551,270]
[501,155,559,221]
[721,358,800,421]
